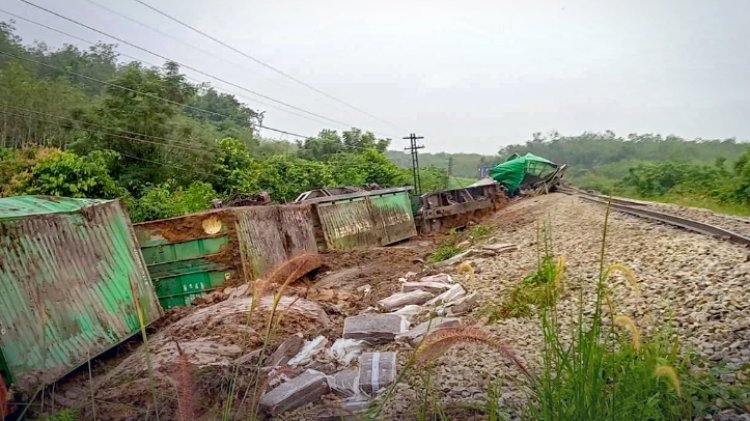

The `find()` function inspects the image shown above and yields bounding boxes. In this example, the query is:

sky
[2,0,750,154]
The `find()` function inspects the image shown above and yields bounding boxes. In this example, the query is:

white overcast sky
[3,0,750,154]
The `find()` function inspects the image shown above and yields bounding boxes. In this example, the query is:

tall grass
[526,205,689,420]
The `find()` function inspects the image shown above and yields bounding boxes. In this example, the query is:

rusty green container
[134,205,318,309]
[308,187,417,250]
[0,196,162,397]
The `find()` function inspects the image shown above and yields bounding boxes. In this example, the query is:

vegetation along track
[560,188,750,247]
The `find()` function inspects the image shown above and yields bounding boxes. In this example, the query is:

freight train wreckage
[0,153,564,416]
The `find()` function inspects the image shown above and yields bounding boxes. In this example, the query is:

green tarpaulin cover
[489,153,557,192]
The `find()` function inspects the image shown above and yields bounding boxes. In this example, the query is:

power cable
[0,109,214,155]
[0,50,311,140]
[19,0,362,130]
[132,0,402,131]
[0,9,330,136]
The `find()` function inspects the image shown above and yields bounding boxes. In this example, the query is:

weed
[427,241,461,263]
[29,409,77,421]
[468,224,492,242]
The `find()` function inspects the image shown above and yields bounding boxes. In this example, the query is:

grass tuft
[654,365,682,398]
[613,315,641,351]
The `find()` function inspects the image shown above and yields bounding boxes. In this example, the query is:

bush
[128,181,217,222]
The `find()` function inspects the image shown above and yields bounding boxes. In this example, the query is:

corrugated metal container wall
[0,196,162,396]
[311,188,417,250]
[134,205,318,308]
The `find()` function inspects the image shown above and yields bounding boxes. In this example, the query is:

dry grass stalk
[553,255,566,291]
[605,264,640,294]
[457,261,475,282]
[173,342,196,421]
[613,315,641,350]
[415,326,530,378]
[654,365,681,397]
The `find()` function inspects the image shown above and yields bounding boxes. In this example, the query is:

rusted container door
[315,198,381,250]
[369,191,418,245]
[235,205,318,278]
[0,196,162,396]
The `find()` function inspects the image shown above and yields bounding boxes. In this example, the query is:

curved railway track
[559,187,750,247]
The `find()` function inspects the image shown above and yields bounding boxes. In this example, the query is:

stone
[447,292,480,316]
[358,352,397,395]
[343,314,406,344]
[328,368,360,398]
[265,333,304,368]
[426,284,466,306]
[378,290,435,311]
[260,369,329,416]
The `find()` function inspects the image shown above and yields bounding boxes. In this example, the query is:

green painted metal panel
[134,210,236,309]
[134,205,318,308]
[314,190,417,250]
[0,196,162,395]
[0,196,104,219]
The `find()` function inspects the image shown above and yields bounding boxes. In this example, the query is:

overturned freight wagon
[134,204,318,308]
[415,179,507,233]
[296,187,417,250]
[0,196,162,406]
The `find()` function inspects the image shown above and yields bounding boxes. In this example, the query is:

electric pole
[402,133,425,194]
[447,156,454,189]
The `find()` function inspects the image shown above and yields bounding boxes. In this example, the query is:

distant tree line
[0,22,452,221]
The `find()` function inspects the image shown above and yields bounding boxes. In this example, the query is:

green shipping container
[0,196,162,397]
[134,205,318,309]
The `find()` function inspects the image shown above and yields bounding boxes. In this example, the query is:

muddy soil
[32,244,428,420]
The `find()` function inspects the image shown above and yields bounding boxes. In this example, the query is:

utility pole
[402,133,424,194]
[447,156,453,189]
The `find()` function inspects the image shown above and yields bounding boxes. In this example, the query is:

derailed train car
[0,196,162,412]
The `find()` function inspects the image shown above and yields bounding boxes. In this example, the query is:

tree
[22,149,125,198]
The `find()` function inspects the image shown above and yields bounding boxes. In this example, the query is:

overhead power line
[0,109,213,155]
[132,0,401,131]
[18,0,361,130]
[0,9,330,136]
[0,50,310,140]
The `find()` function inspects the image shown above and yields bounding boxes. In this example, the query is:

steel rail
[561,189,750,247]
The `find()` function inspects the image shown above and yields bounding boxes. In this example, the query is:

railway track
[559,187,750,247]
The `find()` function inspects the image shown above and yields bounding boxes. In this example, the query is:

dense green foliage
[501,131,750,214]
[0,23,449,221]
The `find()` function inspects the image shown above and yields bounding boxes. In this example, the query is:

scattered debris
[343,314,407,344]
[260,369,329,416]
[378,289,435,311]
[266,333,304,368]
[426,284,466,306]
[390,304,425,323]
[482,243,519,253]
[327,368,360,398]
[402,281,452,294]
[419,273,454,284]
[447,292,480,316]
[358,352,397,394]
[317,399,370,421]
[396,317,462,345]
[289,336,329,367]
[329,339,368,366]
[434,250,473,267]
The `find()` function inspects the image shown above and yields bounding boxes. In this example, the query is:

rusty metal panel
[312,190,417,250]
[369,192,417,245]
[315,198,380,250]
[235,206,287,279]
[278,204,318,258]
[0,196,162,395]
